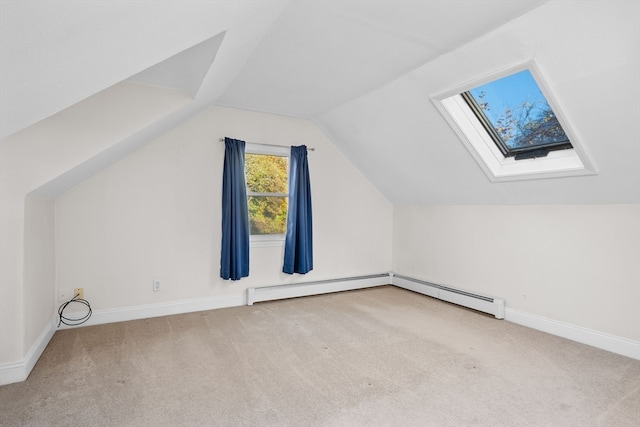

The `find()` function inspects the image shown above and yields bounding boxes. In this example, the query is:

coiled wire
[57,293,92,327]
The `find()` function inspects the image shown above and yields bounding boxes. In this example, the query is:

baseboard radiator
[392,274,505,319]
[246,273,391,306]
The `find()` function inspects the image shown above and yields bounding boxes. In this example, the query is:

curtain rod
[219,138,315,151]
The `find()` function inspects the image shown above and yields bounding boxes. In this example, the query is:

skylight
[433,64,596,181]
[461,69,572,160]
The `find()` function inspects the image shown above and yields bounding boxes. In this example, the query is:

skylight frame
[432,62,596,182]
[460,84,573,159]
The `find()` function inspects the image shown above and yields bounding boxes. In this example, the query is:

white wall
[0,81,192,367]
[55,107,393,311]
[393,204,640,342]
[23,196,56,353]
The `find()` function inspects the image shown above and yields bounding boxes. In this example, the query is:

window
[433,63,596,181]
[244,143,289,245]
[461,69,572,160]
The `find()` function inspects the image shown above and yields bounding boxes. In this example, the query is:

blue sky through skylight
[467,69,570,150]
[469,70,543,125]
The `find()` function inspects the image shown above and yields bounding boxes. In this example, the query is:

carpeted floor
[1,286,639,426]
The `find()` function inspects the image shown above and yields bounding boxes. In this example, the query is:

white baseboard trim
[391,274,505,319]
[247,273,392,305]
[0,316,57,386]
[505,307,640,360]
[4,276,638,386]
[57,293,245,330]
[0,293,244,386]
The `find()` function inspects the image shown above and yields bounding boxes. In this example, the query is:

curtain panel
[283,145,313,274]
[220,137,250,280]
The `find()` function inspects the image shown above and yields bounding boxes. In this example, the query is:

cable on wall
[57,293,92,327]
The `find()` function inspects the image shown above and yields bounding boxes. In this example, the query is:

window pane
[245,153,289,236]
[245,154,288,194]
[247,196,288,235]
[466,69,571,152]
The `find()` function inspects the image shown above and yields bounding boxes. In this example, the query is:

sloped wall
[54,107,393,312]
[0,81,192,368]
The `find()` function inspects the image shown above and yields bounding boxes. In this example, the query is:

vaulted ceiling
[2,0,638,204]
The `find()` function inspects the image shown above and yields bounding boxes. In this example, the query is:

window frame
[244,143,289,247]
[460,89,573,159]
[431,62,596,182]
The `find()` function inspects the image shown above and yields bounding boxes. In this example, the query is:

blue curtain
[283,145,313,274]
[220,137,250,280]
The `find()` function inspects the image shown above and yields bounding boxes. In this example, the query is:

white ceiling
[2,0,639,204]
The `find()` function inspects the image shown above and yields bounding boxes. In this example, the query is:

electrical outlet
[74,288,84,299]
[153,279,161,292]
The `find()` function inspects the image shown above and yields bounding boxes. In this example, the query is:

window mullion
[246,191,288,197]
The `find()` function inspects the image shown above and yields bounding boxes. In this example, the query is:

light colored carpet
[1,286,638,426]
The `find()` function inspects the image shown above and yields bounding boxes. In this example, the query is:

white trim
[432,61,597,182]
[1,293,244,385]
[247,273,392,305]
[391,274,505,319]
[0,316,57,386]
[56,293,245,330]
[4,274,638,385]
[505,307,640,360]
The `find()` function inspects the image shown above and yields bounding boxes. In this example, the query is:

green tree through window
[245,153,288,235]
